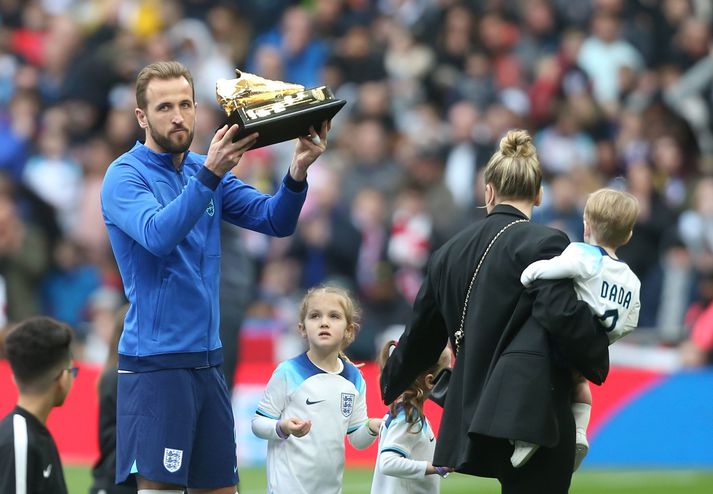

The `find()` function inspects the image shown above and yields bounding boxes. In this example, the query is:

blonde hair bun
[499,129,535,158]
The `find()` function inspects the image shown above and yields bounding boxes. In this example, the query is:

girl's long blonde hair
[379,340,452,432]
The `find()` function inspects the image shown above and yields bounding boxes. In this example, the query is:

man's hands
[203,124,259,178]
[278,417,312,438]
[289,120,330,182]
[204,119,330,181]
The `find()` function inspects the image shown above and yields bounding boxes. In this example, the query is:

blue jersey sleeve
[101,161,216,257]
[220,172,307,237]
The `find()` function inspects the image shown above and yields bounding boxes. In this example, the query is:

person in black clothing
[381,130,609,494]
[0,316,76,494]
[90,304,137,494]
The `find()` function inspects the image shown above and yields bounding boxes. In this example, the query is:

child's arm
[379,451,429,478]
[380,453,450,477]
[377,416,447,478]
[252,415,312,440]
[347,418,380,449]
[521,243,602,287]
[251,364,307,440]
[252,414,282,440]
[346,372,379,449]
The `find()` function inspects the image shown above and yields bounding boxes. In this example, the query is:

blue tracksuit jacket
[101,142,307,371]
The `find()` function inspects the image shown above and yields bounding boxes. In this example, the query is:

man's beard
[149,123,194,154]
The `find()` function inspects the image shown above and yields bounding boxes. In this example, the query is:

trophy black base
[225,87,346,149]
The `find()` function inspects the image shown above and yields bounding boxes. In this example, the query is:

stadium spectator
[618,162,678,328]
[535,173,585,241]
[678,176,713,275]
[0,191,49,322]
[577,10,644,116]
[248,6,328,88]
[680,270,713,367]
[0,316,76,494]
[40,238,101,341]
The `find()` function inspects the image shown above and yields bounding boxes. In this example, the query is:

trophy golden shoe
[216,69,346,149]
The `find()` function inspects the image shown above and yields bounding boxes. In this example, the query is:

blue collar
[132,141,189,171]
[595,245,625,263]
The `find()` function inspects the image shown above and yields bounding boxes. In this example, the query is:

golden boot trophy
[216,70,346,149]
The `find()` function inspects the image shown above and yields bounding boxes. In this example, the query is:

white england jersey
[521,242,641,343]
[370,409,440,494]
[254,353,371,494]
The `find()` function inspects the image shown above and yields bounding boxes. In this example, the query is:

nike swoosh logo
[43,464,52,478]
[306,398,325,405]
[429,436,435,442]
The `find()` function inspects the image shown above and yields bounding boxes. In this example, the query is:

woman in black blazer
[381,130,609,494]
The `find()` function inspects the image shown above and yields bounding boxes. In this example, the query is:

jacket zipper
[177,165,212,365]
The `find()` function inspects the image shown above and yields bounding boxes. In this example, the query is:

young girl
[370,341,453,494]
[251,285,381,494]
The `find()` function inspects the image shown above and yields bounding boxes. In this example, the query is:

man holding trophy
[100,60,334,494]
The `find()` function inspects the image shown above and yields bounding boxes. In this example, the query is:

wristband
[275,422,289,440]
[435,466,450,478]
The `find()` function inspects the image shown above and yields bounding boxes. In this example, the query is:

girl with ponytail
[370,341,453,494]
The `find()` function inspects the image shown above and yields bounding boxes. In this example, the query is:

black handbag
[428,219,527,408]
[429,367,451,407]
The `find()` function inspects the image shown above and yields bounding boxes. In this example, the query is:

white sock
[572,402,591,434]
[138,490,184,494]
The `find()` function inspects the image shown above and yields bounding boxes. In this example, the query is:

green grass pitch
[66,465,713,493]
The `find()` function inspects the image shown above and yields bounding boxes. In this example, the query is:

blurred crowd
[1,0,713,366]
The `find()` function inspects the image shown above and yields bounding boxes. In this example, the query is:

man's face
[137,77,196,154]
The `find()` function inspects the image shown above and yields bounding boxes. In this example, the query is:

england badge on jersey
[163,448,183,473]
[341,392,355,417]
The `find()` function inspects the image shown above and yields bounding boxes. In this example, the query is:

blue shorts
[116,366,237,488]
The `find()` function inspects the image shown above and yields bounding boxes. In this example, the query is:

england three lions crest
[341,392,355,417]
[163,448,183,473]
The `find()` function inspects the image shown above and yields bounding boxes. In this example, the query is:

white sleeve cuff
[252,414,282,441]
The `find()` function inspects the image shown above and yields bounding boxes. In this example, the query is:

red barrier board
[0,360,662,467]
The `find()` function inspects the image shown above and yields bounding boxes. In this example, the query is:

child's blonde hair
[379,341,452,432]
[584,188,639,248]
[298,285,361,352]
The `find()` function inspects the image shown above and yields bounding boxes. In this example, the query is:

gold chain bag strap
[429,218,527,407]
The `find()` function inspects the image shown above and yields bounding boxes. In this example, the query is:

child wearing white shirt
[251,286,381,494]
[370,341,453,494]
[514,188,641,471]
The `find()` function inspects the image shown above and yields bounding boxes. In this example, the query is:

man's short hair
[3,317,73,392]
[584,188,640,248]
[135,61,194,110]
